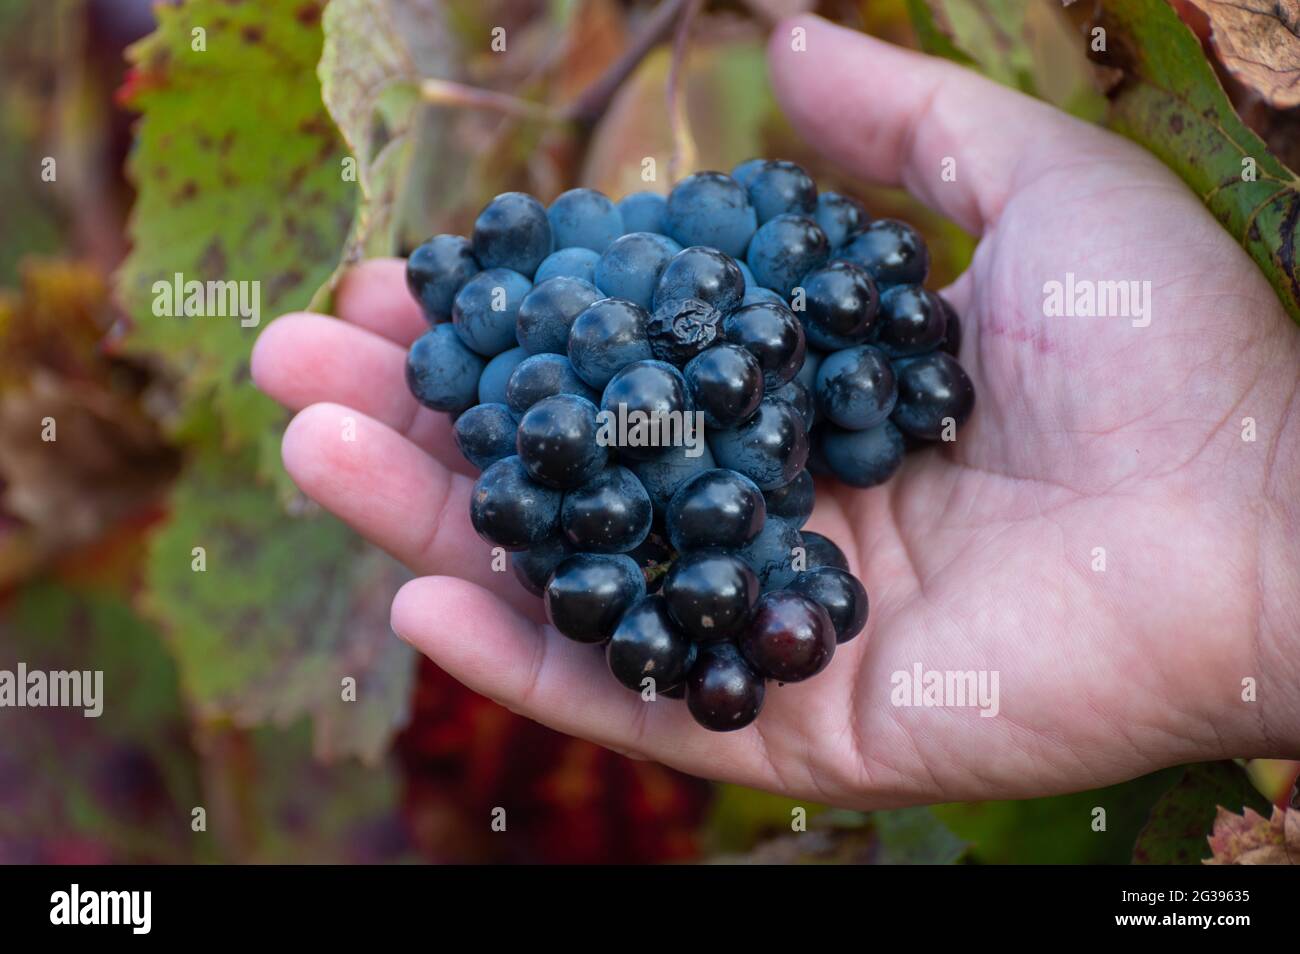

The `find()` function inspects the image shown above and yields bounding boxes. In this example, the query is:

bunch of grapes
[403,159,975,731]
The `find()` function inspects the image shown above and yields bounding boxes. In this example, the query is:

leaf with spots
[114,0,354,461]
[1133,760,1273,864]
[1187,0,1300,109]
[143,447,415,765]
[1088,0,1300,324]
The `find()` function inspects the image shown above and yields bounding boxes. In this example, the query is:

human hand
[251,15,1300,808]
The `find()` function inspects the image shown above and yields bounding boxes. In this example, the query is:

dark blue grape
[686,641,764,731]
[653,246,745,313]
[683,343,763,428]
[511,535,574,596]
[607,595,696,693]
[534,247,601,285]
[406,323,485,413]
[567,298,654,390]
[647,297,724,366]
[840,219,928,286]
[890,350,975,440]
[737,515,803,591]
[595,232,681,310]
[738,590,835,682]
[707,397,809,490]
[721,301,806,389]
[665,468,765,552]
[515,276,602,355]
[938,294,962,357]
[742,286,786,307]
[762,469,814,529]
[789,566,868,644]
[770,377,815,432]
[730,159,765,190]
[617,191,669,235]
[819,420,905,488]
[746,214,830,298]
[545,553,645,643]
[406,234,479,323]
[505,353,597,415]
[799,530,850,572]
[874,285,947,357]
[478,346,528,406]
[798,261,879,351]
[665,172,757,259]
[625,442,716,513]
[453,402,518,471]
[599,359,691,461]
[469,455,562,550]
[815,344,897,430]
[472,192,553,277]
[561,465,653,553]
[515,393,608,489]
[815,192,869,250]
[663,549,759,640]
[451,268,531,356]
[548,187,624,252]
[741,159,817,224]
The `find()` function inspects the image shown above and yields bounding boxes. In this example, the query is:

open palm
[251,16,1299,808]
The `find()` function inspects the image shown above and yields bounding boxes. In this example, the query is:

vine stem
[419,78,559,121]
[666,0,703,182]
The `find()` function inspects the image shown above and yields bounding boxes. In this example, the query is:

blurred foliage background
[1,0,1296,864]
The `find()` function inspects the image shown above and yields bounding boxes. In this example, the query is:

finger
[281,402,535,616]
[251,313,469,472]
[391,575,773,780]
[768,15,1095,234]
[334,257,429,345]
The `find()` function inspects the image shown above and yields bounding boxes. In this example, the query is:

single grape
[505,353,597,415]
[515,393,608,489]
[451,268,532,357]
[547,187,624,252]
[663,549,759,640]
[683,343,763,428]
[707,397,809,490]
[938,294,963,357]
[599,359,691,461]
[652,246,745,314]
[406,323,485,414]
[646,297,724,366]
[795,347,824,393]
[738,590,835,682]
[799,531,850,572]
[730,158,766,190]
[722,301,807,389]
[472,192,553,277]
[606,595,696,694]
[798,260,880,351]
[545,553,646,643]
[770,377,815,432]
[478,346,528,406]
[534,247,601,285]
[686,641,765,731]
[762,469,814,529]
[617,191,669,235]
[789,566,869,644]
[814,344,897,431]
[741,159,817,224]
[511,535,574,596]
[469,455,562,550]
[516,277,602,355]
[665,468,766,551]
[840,219,928,286]
[814,192,869,250]
[890,351,975,440]
[665,172,757,259]
[406,234,480,323]
[594,232,681,310]
[737,515,803,591]
[453,402,518,471]
[625,442,716,513]
[818,420,906,488]
[560,465,653,553]
[874,285,947,357]
[746,214,829,298]
[567,298,654,390]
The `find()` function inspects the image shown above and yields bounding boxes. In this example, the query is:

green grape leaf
[114,0,354,460]
[143,449,414,764]
[906,0,1106,121]
[1089,0,1300,325]
[1133,760,1272,865]
[0,584,206,863]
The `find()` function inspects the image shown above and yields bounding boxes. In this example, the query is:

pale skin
[251,16,1300,809]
